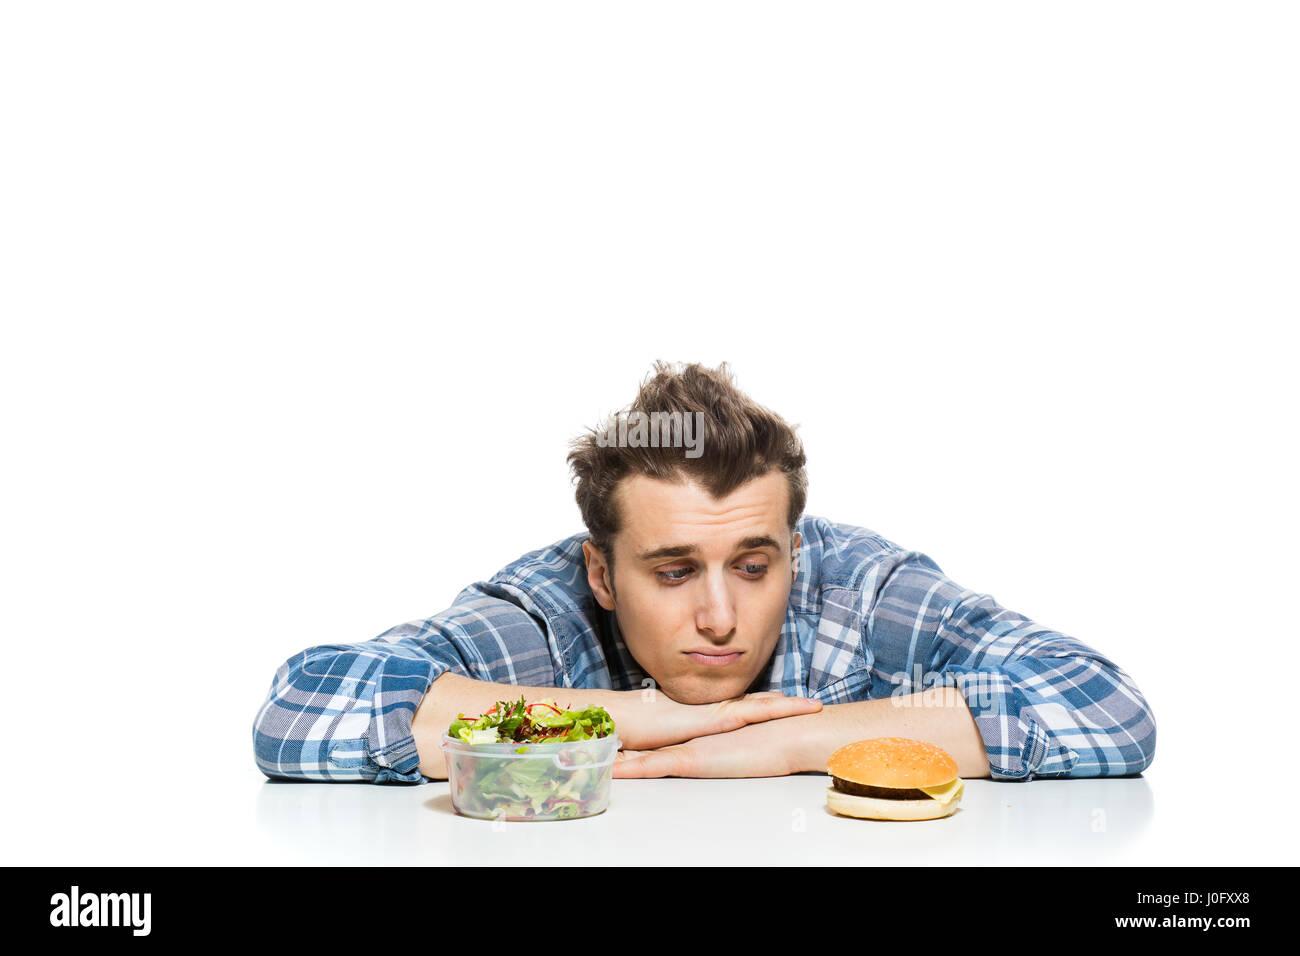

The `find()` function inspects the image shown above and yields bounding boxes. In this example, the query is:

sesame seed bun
[825,737,963,821]
[826,736,959,790]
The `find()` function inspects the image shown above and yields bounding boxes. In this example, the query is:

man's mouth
[685,650,743,667]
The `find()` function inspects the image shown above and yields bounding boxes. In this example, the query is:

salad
[443,696,618,821]
[448,696,616,746]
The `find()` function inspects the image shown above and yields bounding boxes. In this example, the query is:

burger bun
[825,785,962,821]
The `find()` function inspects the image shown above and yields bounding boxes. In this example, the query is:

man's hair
[567,361,808,580]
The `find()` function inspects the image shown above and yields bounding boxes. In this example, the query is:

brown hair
[567,361,807,578]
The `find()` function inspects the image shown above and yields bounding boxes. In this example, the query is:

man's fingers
[726,693,822,726]
[613,748,679,778]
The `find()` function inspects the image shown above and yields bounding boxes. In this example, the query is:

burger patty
[831,776,932,800]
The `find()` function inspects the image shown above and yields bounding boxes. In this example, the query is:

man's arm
[252,631,460,783]
[794,684,991,776]
[251,586,558,783]
[411,672,628,780]
[614,685,989,778]
[859,556,1156,780]
[412,671,823,779]
[926,587,1157,779]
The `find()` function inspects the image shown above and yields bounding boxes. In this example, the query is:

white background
[2,2,1295,865]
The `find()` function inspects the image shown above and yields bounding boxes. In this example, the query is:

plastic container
[440,733,620,821]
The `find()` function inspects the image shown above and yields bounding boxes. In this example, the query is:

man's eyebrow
[636,535,783,562]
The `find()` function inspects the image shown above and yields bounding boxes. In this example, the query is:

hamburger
[826,737,965,820]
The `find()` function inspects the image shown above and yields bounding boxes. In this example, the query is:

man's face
[582,470,801,704]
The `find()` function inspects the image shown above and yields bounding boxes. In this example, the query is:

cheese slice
[919,778,965,806]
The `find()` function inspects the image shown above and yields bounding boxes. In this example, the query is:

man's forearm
[785,685,991,778]
[410,671,634,779]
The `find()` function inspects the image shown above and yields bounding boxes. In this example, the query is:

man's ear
[790,531,802,583]
[583,540,617,611]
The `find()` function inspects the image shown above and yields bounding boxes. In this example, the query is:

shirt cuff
[363,655,449,783]
[941,667,1080,781]
[367,741,426,784]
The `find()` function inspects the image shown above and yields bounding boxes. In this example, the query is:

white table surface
[16,763,1253,867]
[247,773,1160,867]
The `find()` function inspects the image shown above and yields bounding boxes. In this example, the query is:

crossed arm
[614,684,990,779]
[410,671,990,780]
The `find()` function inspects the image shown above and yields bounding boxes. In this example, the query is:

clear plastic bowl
[440,733,620,821]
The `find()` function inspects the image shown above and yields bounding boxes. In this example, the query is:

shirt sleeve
[251,584,557,784]
[869,555,1157,781]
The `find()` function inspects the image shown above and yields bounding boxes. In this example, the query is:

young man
[252,362,1156,784]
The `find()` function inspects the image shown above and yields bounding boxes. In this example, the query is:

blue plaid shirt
[252,515,1156,783]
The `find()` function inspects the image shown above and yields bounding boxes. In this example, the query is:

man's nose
[695,571,738,639]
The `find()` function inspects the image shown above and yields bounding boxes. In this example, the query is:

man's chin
[654,675,752,705]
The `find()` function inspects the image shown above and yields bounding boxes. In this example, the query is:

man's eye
[656,564,768,583]
[656,568,693,582]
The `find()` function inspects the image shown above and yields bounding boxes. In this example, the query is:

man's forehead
[614,472,790,556]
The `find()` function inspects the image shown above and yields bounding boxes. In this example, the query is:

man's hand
[612,688,993,779]
[616,689,822,752]
[614,714,808,778]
